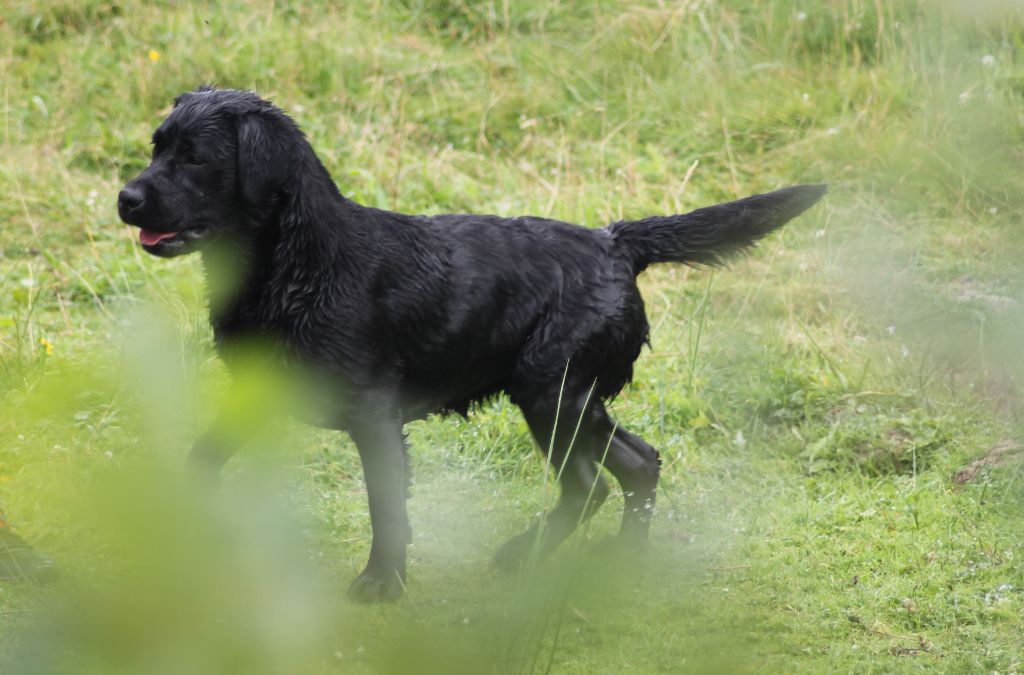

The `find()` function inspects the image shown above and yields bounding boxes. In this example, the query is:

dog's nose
[118,184,146,217]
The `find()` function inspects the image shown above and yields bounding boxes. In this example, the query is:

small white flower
[988,206,998,215]
[815,229,826,239]
[981,54,995,67]
[826,127,839,136]
[31,95,48,117]
[900,345,910,358]
[802,92,810,102]
[796,11,807,22]
[958,90,971,105]
[888,325,896,334]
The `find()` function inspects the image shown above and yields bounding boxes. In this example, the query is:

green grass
[2,0,1023,672]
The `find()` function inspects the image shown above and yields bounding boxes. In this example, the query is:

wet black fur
[118,88,825,602]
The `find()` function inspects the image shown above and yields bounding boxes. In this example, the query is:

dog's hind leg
[494,388,610,572]
[589,405,661,544]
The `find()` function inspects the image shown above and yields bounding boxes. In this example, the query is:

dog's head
[118,87,302,258]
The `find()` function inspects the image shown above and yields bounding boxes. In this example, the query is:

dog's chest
[210,280,369,384]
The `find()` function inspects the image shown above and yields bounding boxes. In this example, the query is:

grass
[2,0,1023,672]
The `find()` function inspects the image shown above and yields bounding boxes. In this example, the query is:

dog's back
[375,212,645,417]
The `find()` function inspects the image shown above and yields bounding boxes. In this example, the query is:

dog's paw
[493,533,537,574]
[347,566,405,603]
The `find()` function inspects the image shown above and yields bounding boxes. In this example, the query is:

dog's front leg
[186,414,263,486]
[346,407,410,603]
[185,382,277,485]
[185,372,286,483]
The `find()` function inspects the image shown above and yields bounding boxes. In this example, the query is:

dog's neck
[201,152,366,349]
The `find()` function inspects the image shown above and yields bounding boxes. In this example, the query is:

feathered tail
[608,184,827,273]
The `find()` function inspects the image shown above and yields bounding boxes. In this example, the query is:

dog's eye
[183,154,205,167]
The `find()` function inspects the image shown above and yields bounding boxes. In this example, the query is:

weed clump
[802,410,952,476]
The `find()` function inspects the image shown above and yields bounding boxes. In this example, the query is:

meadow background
[2,0,1023,672]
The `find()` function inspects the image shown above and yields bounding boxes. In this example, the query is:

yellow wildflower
[149,49,161,62]
[39,337,54,356]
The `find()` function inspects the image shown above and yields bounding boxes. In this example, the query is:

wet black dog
[118,87,825,602]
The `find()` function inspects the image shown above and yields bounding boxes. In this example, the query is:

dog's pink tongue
[140,229,176,246]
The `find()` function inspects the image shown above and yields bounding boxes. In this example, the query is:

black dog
[118,87,824,602]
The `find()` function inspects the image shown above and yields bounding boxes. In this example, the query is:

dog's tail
[607,184,827,273]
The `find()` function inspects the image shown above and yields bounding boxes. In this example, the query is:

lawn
[1,1,1022,673]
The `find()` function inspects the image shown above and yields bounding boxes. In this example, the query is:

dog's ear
[235,112,293,210]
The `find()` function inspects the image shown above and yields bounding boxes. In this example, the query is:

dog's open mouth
[139,227,208,250]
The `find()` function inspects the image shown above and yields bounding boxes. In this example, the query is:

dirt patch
[952,285,1022,310]
[953,439,1024,484]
